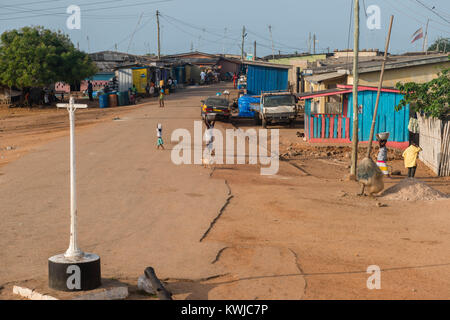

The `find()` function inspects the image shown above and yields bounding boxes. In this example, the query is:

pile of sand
[381,178,449,201]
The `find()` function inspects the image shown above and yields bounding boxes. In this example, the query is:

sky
[0,0,449,56]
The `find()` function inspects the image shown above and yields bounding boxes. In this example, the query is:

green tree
[0,26,97,88]
[395,68,450,118]
[428,37,450,53]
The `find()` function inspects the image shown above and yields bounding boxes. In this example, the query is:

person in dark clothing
[88,81,93,101]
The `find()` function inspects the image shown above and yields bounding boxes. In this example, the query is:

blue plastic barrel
[238,95,260,117]
[99,94,109,108]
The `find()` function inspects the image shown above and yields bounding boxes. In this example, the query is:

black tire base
[48,253,101,292]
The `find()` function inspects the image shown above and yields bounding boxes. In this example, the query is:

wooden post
[350,0,360,177]
[254,40,256,60]
[367,16,394,158]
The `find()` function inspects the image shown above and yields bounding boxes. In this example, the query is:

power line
[405,0,450,28]
[380,0,450,35]
[0,0,173,21]
[413,0,450,24]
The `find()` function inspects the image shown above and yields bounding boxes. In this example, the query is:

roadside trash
[137,275,155,295]
[144,267,172,300]
[391,170,401,176]
[296,131,305,138]
[376,202,388,207]
[357,157,384,196]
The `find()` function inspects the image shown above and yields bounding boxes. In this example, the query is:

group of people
[200,70,219,85]
[24,87,60,107]
[376,137,423,179]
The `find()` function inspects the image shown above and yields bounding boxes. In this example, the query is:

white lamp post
[48,96,101,291]
[58,97,86,259]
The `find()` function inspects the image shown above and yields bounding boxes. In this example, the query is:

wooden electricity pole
[269,25,274,59]
[313,33,316,54]
[156,10,161,59]
[350,0,360,177]
[308,32,311,53]
[241,25,246,62]
[366,15,394,158]
[254,40,257,60]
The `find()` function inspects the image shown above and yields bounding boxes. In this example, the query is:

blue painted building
[300,85,410,148]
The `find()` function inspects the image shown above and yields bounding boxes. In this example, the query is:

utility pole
[190,41,194,52]
[423,19,429,54]
[241,25,246,62]
[254,40,256,60]
[269,25,275,59]
[350,0,360,177]
[313,34,316,54]
[156,10,161,59]
[223,27,227,55]
[308,32,311,54]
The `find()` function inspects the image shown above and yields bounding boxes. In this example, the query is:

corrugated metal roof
[304,72,347,83]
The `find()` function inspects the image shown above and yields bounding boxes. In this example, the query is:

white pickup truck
[253,91,298,128]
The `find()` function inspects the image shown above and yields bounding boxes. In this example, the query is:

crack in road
[288,248,308,295]
[162,273,230,283]
[211,246,229,264]
[199,175,233,242]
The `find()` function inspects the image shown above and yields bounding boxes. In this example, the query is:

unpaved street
[1,83,449,299]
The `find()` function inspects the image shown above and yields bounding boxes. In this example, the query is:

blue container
[238,95,260,117]
[246,65,289,95]
[99,94,109,108]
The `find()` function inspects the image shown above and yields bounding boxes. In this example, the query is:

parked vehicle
[253,91,297,128]
[201,96,231,122]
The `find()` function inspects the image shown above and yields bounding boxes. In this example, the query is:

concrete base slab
[12,278,128,300]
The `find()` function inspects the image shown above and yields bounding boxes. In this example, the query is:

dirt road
[0,83,449,299]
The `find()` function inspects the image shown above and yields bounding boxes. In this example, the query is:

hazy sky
[0,0,449,56]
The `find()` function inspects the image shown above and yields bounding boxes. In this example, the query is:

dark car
[201,96,230,122]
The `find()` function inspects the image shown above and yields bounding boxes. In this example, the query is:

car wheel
[262,118,267,128]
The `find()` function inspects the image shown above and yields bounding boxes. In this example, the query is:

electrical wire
[0,0,174,21]
[413,0,450,25]
[380,0,450,35]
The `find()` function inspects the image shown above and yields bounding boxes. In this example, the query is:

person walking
[203,117,216,166]
[156,123,164,150]
[145,82,150,96]
[232,73,238,89]
[87,81,93,101]
[376,139,389,177]
[402,142,422,178]
[159,87,165,108]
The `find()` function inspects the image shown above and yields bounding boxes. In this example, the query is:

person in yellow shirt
[402,142,422,178]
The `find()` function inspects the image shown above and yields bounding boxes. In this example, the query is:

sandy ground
[0,83,449,300]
